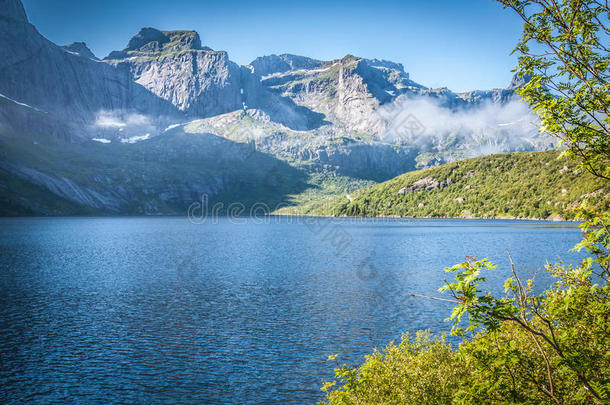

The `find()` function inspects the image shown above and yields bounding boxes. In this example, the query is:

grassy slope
[280,172,375,207]
[276,150,609,220]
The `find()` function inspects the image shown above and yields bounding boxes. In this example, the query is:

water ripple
[0,217,583,403]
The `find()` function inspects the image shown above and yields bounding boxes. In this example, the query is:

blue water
[0,217,584,404]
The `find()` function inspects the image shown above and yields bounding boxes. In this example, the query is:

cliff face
[1,0,27,22]
[105,29,244,117]
[256,55,425,134]
[0,3,179,141]
[103,29,330,131]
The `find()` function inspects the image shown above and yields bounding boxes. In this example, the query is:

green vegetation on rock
[282,150,609,220]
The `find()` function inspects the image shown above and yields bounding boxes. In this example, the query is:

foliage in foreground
[322,331,465,405]
[322,257,610,404]
[501,0,610,181]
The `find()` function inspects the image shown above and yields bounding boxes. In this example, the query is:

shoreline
[0,213,580,223]
[270,212,580,223]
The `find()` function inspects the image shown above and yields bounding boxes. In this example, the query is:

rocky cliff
[255,54,425,134]
[104,29,244,117]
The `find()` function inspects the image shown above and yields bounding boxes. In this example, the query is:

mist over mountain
[0,0,554,215]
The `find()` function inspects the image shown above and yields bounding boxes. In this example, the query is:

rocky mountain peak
[126,27,168,51]
[105,28,208,60]
[0,0,28,22]
[62,42,98,59]
[454,73,532,106]
[364,59,406,73]
[339,54,362,64]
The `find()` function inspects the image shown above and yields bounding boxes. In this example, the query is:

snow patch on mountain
[0,93,44,112]
[121,134,150,144]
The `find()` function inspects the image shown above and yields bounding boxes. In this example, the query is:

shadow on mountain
[261,94,331,131]
[240,66,330,131]
[312,142,420,182]
[0,127,310,216]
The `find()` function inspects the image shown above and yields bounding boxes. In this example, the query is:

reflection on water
[0,217,583,403]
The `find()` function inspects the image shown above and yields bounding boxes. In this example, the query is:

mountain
[0,1,310,215]
[253,54,422,134]
[0,0,180,141]
[277,150,609,220]
[104,28,243,118]
[1,0,26,21]
[0,0,559,215]
[103,28,326,131]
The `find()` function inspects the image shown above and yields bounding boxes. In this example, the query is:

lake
[0,217,584,403]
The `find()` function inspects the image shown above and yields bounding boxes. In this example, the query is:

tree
[499,0,610,181]
[440,2,610,401]
[441,256,609,403]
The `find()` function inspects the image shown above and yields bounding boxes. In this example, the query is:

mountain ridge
[1,0,533,145]
[0,0,559,216]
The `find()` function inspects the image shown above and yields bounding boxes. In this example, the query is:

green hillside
[276,150,609,220]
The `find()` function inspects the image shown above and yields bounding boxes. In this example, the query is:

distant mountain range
[0,0,555,215]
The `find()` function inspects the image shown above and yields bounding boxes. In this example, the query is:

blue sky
[22,0,524,92]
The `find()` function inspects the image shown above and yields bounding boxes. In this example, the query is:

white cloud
[376,95,550,157]
[164,123,182,132]
[94,110,152,128]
